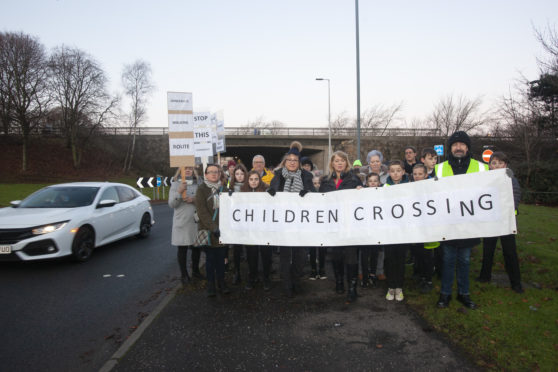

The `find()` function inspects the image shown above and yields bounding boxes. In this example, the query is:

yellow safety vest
[435,158,488,178]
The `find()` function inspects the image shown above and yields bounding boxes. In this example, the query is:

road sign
[156,177,162,187]
[434,145,444,156]
[482,149,493,163]
[163,177,168,187]
[136,177,144,188]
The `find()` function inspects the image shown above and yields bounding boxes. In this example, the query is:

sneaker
[395,288,404,301]
[309,269,317,280]
[386,288,395,301]
[263,279,272,291]
[318,269,327,280]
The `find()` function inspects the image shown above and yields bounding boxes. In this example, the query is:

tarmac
[100,252,478,372]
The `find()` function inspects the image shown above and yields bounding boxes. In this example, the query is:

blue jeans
[441,243,472,296]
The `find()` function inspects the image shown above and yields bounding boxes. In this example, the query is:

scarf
[234,183,243,192]
[204,180,221,209]
[281,168,303,193]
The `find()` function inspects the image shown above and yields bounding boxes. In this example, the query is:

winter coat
[168,179,199,246]
[269,168,314,193]
[195,182,227,247]
[319,172,362,192]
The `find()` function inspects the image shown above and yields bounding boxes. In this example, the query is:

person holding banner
[268,141,314,297]
[196,164,230,297]
[477,151,523,293]
[435,131,488,309]
[169,167,204,285]
[319,151,362,303]
[228,164,249,285]
[383,160,410,302]
[241,170,273,291]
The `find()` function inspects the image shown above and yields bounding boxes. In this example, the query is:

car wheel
[137,213,151,239]
[72,226,95,262]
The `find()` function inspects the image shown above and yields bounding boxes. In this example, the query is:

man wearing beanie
[434,131,488,310]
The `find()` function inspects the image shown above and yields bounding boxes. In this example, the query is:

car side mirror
[97,199,117,209]
[10,200,21,208]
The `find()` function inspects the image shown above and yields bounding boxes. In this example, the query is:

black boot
[207,281,217,297]
[233,269,241,285]
[346,264,358,303]
[332,260,344,294]
[219,280,231,295]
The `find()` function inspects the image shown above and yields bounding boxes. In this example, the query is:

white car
[0,182,154,262]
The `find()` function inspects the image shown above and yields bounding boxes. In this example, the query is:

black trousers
[416,246,434,282]
[361,246,381,277]
[384,244,407,289]
[479,235,521,287]
[309,247,326,271]
[280,247,306,290]
[177,245,201,277]
[246,245,272,283]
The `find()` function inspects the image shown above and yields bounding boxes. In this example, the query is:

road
[0,203,178,372]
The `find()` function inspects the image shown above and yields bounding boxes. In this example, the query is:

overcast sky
[1,0,556,128]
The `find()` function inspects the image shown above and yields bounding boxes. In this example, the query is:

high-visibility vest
[435,158,488,178]
[424,241,440,249]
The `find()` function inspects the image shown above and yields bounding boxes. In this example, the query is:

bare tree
[48,46,118,168]
[496,83,544,187]
[121,60,154,172]
[534,22,558,75]
[0,32,49,170]
[428,94,487,137]
[330,111,352,136]
[241,116,285,135]
[360,102,403,136]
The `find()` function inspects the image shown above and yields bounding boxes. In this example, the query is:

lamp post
[316,78,332,165]
[355,0,361,161]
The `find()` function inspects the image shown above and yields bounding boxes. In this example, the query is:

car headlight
[32,221,69,235]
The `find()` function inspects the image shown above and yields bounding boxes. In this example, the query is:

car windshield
[19,186,100,208]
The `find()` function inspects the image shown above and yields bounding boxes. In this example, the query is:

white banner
[219,169,517,247]
[193,112,213,157]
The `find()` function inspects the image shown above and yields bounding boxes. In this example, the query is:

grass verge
[405,203,558,371]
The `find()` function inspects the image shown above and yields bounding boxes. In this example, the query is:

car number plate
[0,245,12,254]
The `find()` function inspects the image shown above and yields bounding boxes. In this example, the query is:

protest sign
[219,169,516,247]
[167,92,195,167]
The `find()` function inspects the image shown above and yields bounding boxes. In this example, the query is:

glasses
[285,158,299,163]
[253,161,264,164]
[206,171,220,175]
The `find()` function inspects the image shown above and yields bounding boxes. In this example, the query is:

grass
[405,203,558,371]
[0,177,169,207]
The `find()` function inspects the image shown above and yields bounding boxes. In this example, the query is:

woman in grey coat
[169,166,204,285]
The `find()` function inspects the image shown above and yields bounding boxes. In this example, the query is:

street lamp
[355,0,361,161]
[316,78,332,166]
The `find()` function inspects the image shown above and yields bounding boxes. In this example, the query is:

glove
[267,188,276,196]
[212,229,220,238]
[299,189,309,197]
[228,189,234,196]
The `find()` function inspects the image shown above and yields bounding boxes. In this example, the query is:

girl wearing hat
[268,141,315,297]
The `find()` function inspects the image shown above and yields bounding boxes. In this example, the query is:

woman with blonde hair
[169,166,204,285]
[319,151,362,303]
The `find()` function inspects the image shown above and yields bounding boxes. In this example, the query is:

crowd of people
[168,130,523,309]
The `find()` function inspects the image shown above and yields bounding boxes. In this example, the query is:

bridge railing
[4,125,520,139]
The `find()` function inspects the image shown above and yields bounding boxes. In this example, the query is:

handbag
[193,229,211,247]
[193,195,220,247]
